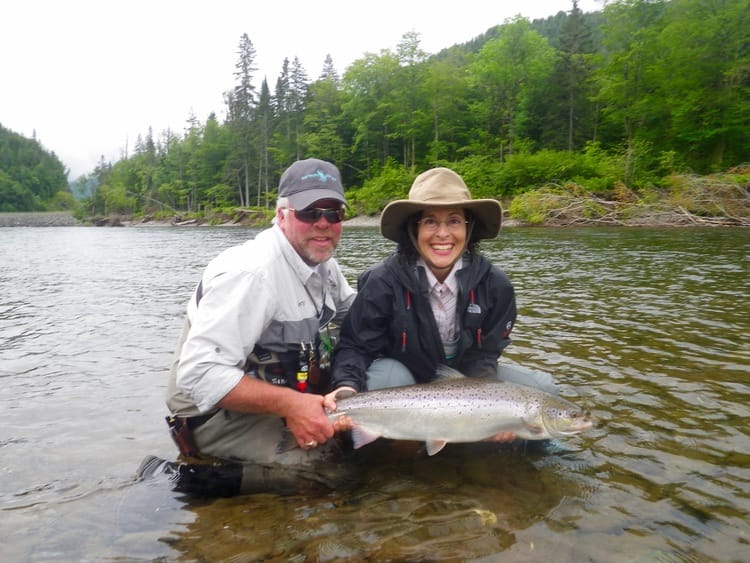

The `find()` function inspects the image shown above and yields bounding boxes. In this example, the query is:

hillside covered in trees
[60,0,749,225]
[0,124,72,212]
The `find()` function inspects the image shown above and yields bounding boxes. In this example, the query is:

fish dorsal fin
[425,439,448,456]
[434,364,465,380]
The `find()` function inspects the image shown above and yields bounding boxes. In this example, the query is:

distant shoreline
[0,211,80,227]
[1,210,744,228]
[0,211,383,228]
[0,212,532,229]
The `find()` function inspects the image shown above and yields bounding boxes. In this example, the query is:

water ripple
[1,225,748,561]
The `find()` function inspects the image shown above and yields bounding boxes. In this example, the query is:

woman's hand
[484,431,516,443]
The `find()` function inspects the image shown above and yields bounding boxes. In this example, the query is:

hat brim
[380,198,503,244]
[287,188,347,210]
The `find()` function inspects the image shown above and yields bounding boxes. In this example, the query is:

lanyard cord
[302,270,329,327]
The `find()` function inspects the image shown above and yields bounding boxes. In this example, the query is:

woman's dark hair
[396,209,480,265]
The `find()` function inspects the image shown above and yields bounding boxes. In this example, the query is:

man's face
[277,199,344,266]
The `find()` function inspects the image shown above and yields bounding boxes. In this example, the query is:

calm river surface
[1,225,748,562]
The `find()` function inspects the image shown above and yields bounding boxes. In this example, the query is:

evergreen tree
[289,56,310,160]
[303,55,347,167]
[256,78,274,206]
[534,0,597,150]
[273,58,295,166]
[226,33,259,206]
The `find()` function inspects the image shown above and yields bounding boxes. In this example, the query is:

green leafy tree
[595,0,666,184]
[655,0,750,171]
[423,53,472,164]
[342,50,401,170]
[387,31,430,170]
[468,17,556,161]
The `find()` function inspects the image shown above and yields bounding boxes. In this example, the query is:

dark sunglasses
[290,207,345,224]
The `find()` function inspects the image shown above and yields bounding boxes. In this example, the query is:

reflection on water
[1,226,748,561]
[167,442,576,561]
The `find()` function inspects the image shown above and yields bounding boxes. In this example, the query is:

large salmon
[328,366,593,455]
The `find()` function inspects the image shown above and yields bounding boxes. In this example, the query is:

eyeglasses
[417,217,468,232]
[288,207,345,224]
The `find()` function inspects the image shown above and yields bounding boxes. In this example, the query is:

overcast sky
[1,0,602,180]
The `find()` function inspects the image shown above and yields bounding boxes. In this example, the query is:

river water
[1,225,748,561]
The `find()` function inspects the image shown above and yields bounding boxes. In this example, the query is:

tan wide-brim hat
[380,167,503,244]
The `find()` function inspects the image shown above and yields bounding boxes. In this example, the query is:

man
[165,158,357,494]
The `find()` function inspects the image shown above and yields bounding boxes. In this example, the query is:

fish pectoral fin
[434,364,465,380]
[425,439,448,456]
[350,426,380,449]
[522,418,546,436]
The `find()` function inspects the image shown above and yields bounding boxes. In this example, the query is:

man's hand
[217,376,336,449]
[283,392,336,449]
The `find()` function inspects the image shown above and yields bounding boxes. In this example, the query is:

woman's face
[415,207,467,282]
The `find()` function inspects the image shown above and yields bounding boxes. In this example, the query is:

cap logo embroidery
[301,169,338,183]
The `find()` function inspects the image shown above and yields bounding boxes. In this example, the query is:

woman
[327,167,556,406]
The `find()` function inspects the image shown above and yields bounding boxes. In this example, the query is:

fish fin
[434,364,466,380]
[350,426,380,449]
[425,439,448,456]
[521,419,546,437]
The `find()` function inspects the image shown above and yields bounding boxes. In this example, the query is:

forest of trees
[8,0,748,220]
[0,124,72,212]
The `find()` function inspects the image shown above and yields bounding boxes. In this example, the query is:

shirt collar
[418,257,461,294]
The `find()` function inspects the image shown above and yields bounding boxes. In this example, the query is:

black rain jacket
[331,251,517,391]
